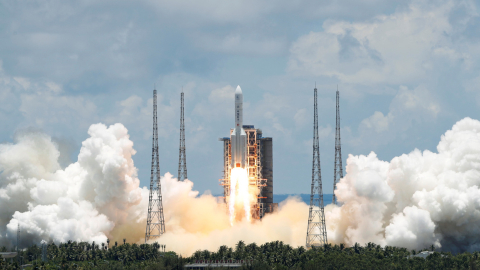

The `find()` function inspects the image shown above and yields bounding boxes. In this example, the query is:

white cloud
[208,85,235,104]
[20,94,97,128]
[354,85,440,147]
[0,0,479,197]
[288,0,478,85]
[193,85,235,120]
[192,33,287,56]
[361,111,390,133]
[0,63,97,138]
[294,108,307,128]
[105,93,177,140]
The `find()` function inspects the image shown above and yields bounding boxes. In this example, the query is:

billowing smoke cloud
[327,117,480,253]
[156,174,308,254]
[0,124,148,246]
[3,118,480,255]
[0,123,308,255]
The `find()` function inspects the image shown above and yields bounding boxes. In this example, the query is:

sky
[0,0,479,195]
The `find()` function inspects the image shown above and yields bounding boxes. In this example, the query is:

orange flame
[228,168,251,225]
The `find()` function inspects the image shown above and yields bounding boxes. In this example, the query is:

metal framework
[332,86,343,205]
[306,85,328,248]
[178,91,187,181]
[219,127,267,220]
[17,224,20,265]
[221,138,231,203]
[246,128,266,219]
[41,240,48,262]
[145,88,165,242]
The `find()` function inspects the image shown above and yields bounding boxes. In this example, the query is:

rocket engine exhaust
[229,168,251,225]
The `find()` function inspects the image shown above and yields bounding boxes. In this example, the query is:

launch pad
[219,127,274,220]
[219,86,275,222]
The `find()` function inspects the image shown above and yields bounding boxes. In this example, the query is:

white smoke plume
[2,118,480,255]
[327,117,480,253]
[0,124,148,246]
[0,123,308,255]
[156,176,307,254]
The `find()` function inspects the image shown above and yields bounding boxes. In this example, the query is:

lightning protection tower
[332,86,343,205]
[145,88,166,243]
[178,90,187,181]
[306,84,328,248]
[17,223,20,265]
[41,240,48,262]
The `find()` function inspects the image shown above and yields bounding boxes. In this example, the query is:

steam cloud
[328,117,480,253]
[0,124,148,246]
[1,118,480,255]
[0,123,308,255]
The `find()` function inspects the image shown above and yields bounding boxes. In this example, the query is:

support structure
[306,85,328,248]
[219,127,274,219]
[178,91,187,181]
[16,224,20,265]
[145,88,165,242]
[41,240,48,262]
[332,86,343,205]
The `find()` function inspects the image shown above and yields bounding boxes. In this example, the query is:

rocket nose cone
[235,85,242,94]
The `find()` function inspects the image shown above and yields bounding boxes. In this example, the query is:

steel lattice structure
[17,224,20,265]
[306,85,328,248]
[219,127,268,220]
[145,88,165,243]
[178,91,187,181]
[332,86,343,205]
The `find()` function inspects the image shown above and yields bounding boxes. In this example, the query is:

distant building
[409,251,438,259]
[0,252,17,261]
[185,259,252,269]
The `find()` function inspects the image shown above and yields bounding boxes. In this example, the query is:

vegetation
[0,240,184,269]
[2,240,480,269]
[188,241,480,270]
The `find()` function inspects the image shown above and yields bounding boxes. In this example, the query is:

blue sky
[0,0,479,194]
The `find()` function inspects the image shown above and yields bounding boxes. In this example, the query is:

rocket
[231,85,247,169]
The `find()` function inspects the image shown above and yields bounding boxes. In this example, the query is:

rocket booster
[231,85,247,169]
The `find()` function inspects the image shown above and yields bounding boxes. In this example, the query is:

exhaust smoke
[2,118,480,255]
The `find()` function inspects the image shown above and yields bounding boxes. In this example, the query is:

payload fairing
[231,85,247,169]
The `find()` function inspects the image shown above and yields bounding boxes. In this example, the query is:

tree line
[189,241,480,269]
[2,240,480,269]
[0,240,184,269]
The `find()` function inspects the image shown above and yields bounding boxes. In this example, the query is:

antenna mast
[306,85,328,248]
[333,86,343,205]
[178,90,187,181]
[145,87,165,242]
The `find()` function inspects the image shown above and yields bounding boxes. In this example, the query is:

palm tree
[218,245,228,260]
[235,241,246,259]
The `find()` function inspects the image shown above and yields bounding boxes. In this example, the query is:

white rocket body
[231,85,247,169]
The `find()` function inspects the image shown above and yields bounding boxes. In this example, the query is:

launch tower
[332,86,343,205]
[306,85,327,248]
[178,90,187,181]
[220,128,274,219]
[145,88,166,242]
